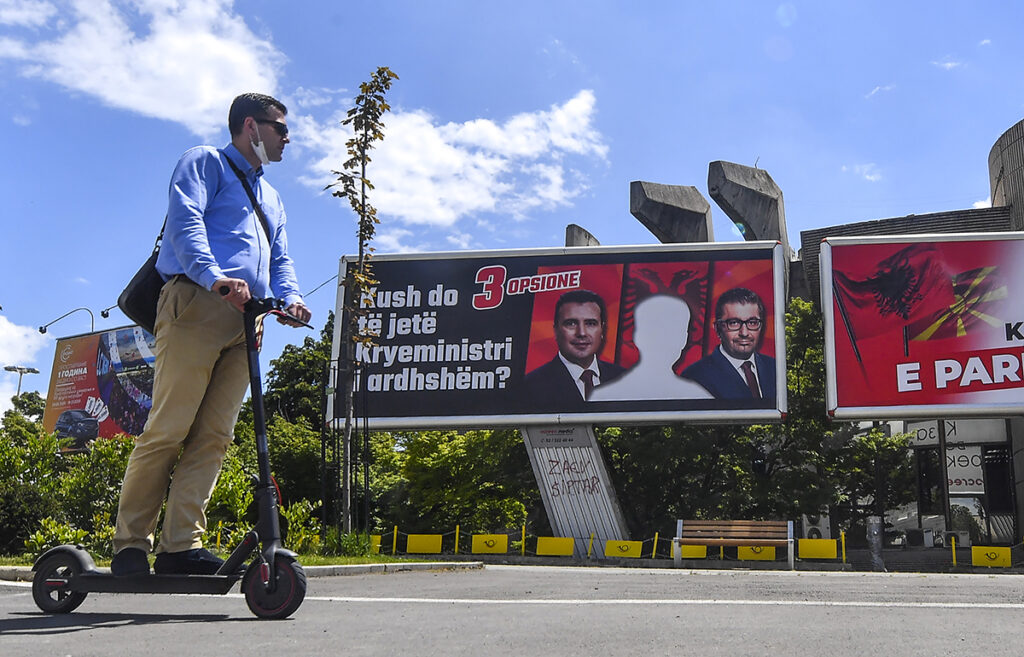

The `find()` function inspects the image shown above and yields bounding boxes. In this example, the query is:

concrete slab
[629,181,713,243]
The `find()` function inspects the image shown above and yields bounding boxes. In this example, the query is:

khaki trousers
[114,277,249,554]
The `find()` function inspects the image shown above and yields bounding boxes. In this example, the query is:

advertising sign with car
[328,241,787,428]
[42,325,156,448]
[820,232,1024,419]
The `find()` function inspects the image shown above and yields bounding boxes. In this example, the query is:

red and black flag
[832,243,955,362]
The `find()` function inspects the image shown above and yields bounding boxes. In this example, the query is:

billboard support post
[516,226,630,557]
[938,420,952,534]
[520,425,630,557]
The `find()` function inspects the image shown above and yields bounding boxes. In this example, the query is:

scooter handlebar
[217,287,311,328]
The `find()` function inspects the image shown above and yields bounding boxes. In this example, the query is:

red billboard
[328,242,787,428]
[42,326,155,448]
[821,233,1024,419]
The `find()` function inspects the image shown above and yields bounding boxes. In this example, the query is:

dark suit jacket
[521,356,626,411]
[680,349,776,401]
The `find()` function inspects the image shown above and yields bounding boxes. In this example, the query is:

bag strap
[152,217,166,255]
[224,153,272,243]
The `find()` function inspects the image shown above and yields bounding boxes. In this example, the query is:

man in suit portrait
[522,289,625,410]
[681,287,776,401]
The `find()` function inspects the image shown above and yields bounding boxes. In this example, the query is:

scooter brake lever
[268,308,314,330]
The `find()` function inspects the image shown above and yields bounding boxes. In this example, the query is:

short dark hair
[554,289,608,326]
[714,287,765,321]
[228,93,287,136]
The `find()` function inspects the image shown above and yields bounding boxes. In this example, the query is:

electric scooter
[32,295,311,620]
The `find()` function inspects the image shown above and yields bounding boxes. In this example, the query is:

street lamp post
[4,365,40,397]
[39,307,95,335]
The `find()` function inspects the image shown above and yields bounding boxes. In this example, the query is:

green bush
[234,416,322,506]
[206,443,255,532]
[83,512,116,558]
[322,527,374,557]
[56,436,134,531]
[280,499,321,554]
[0,482,60,554]
[24,517,89,557]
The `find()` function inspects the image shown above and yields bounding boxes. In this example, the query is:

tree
[828,426,916,544]
[729,296,844,519]
[327,66,399,532]
[400,429,540,535]
[263,313,334,428]
[10,391,45,422]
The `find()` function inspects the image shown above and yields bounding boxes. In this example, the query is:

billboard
[42,325,156,447]
[328,242,787,428]
[821,233,1024,419]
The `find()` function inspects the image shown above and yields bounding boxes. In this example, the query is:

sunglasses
[255,119,289,138]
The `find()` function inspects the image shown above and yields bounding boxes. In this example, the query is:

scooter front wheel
[241,555,306,619]
[33,552,87,614]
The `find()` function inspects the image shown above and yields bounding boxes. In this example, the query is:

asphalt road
[2,565,1023,656]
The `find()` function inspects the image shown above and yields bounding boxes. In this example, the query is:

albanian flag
[616,262,709,373]
[832,243,955,343]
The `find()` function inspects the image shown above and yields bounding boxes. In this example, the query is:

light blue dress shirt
[156,143,302,307]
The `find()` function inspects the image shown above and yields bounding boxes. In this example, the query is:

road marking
[3,581,1019,611]
[302,596,1024,610]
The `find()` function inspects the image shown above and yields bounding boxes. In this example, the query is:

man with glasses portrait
[680,287,776,401]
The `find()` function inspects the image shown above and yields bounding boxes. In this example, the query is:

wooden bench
[673,519,794,569]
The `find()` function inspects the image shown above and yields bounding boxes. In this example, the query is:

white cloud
[0,0,56,27]
[0,315,50,414]
[0,35,30,57]
[979,39,991,46]
[302,90,608,233]
[290,86,347,110]
[973,196,991,209]
[931,56,963,71]
[445,231,476,250]
[374,228,418,254]
[842,163,882,182]
[865,84,894,99]
[0,0,284,139]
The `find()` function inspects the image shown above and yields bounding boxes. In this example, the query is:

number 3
[473,265,507,310]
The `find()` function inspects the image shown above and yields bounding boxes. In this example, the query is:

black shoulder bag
[117,219,165,336]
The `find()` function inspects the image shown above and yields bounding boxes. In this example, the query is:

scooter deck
[67,571,241,595]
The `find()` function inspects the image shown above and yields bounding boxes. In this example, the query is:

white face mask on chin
[250,127,270,166]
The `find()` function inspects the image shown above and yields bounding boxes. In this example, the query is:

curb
[0,561,483,583]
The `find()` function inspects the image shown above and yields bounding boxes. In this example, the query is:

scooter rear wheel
[241,555,306,619]
[33,552,87,614]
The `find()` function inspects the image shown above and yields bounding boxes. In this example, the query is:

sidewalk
[6,546,1023,581]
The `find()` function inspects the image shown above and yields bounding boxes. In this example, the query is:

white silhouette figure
[590,295,713,402]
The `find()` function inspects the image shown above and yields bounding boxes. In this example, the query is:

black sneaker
[110,547,150,576]
[153,548,225,575]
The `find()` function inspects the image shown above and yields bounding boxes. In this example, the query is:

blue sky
[2,0,1022,412]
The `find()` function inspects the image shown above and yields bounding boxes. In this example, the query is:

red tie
[579,370,596,400]
[740,361,760,398]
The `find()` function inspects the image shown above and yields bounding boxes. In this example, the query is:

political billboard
[328,242,787,428]
[42,325,156,447]
[820,233,1024,419]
